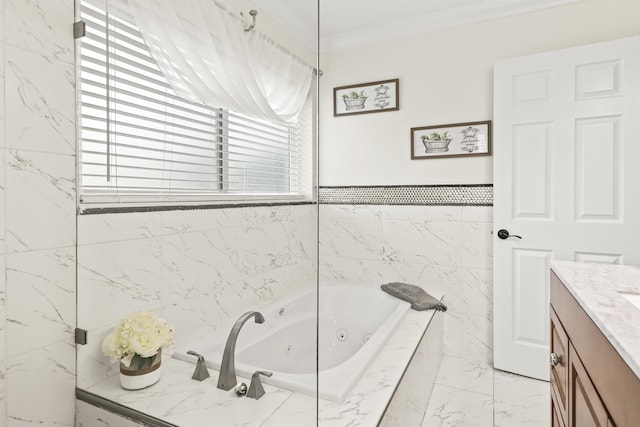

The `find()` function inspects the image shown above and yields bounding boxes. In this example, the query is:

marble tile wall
[76,204,318,389]
[0,1,316,422]
[76,401,145,427]
[0,1,6,424]
[379,311,444,427]
[319,204,493,364]
[1,0,77,426]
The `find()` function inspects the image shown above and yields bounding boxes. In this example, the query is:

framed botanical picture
[333,78,399,117]
[410,120,492,159]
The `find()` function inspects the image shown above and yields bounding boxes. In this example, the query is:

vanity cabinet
[551,307,612,427]
[550,270,640,427]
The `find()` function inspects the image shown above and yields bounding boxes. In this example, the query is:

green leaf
[130,353,157,370]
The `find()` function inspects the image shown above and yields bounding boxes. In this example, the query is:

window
[78,0,313,209]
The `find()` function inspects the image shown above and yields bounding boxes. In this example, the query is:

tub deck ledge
[78,290,445,427]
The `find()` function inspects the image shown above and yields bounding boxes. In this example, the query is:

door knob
[497,229,522,240]
[550,352,561,366]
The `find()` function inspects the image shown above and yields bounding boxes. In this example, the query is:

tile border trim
[318,184,493,206]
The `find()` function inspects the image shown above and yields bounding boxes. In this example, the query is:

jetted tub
[173,283,411,402]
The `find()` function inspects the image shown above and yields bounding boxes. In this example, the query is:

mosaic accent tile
[318,185,493,206]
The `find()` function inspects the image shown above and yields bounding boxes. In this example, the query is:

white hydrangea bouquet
[102,311,173,389]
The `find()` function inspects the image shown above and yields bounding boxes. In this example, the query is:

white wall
[0,0,77,425]
[318,0,640,186]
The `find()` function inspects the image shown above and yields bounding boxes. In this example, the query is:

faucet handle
[234,382,248,396]
[246,370,273,400]
[187,350,211,381]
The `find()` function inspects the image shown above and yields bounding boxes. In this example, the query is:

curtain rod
[115,0,318,74]
[213,1,317,72]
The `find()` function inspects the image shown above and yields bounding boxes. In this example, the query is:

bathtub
[173,283,411,402]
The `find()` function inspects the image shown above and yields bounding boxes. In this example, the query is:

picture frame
[333,78,399,117]
[410,120,492,159]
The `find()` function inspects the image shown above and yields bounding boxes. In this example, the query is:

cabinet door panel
[552,407,562,427]
[551,307,569,423]
[552,391,567,427]
[569,343,609,427]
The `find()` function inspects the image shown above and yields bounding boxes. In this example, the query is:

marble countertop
[83,298,440,427]
[551,261,640,379]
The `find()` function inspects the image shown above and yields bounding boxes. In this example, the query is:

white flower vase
[119,349,162,390]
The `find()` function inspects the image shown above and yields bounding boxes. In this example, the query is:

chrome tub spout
[216,311,265,391]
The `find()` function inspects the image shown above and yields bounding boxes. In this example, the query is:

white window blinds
[78,0,313,208]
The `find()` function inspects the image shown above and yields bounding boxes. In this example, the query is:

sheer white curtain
[126,0,313,124]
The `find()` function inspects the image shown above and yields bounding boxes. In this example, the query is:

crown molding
[320,0,583,52]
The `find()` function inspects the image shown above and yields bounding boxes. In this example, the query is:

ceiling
[252,0,582,51]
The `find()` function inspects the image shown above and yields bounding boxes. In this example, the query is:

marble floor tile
[423,384,494,427]
[423,356,551,427]
[493,369,549,404]
[493,399,550,427]
[493,369,550,427]
[435,355,493,396]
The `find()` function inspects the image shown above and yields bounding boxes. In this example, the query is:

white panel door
[493,36,640,380]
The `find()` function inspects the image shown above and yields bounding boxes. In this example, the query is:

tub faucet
[217,311,265,391]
